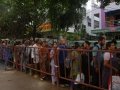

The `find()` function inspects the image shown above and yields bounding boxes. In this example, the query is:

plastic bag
[74,73,85,84]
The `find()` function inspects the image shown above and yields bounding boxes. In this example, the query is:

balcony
[91,19,120,34]
[105,19,120,32]
[105,19,120,27]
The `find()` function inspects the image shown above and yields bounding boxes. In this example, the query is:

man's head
[35,39,39,44]
[53,42,57,48]
[106,41,115,50]
[111,39,117,46]
[84,41,91,49]
[59,38,66,45]
[74,42,80,49]
[24,40,30,46]
[98,36,106,46]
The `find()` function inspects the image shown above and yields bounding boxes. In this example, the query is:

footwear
[29,72,32,76]
[40,78,44,81]
[52,82,55,85]
[65,84,70,87]
[7,67,12,70]
[60,84,65,88]
[33,75,39,78]
[40,77,45,81]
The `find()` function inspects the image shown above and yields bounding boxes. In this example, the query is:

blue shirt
[58,45,67,64]
[92,44,101,57]
[92,44,103,67]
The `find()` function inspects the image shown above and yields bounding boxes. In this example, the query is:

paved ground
[0,62,69,90]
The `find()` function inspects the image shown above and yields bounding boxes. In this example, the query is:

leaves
[46,0,87,33]
[0,0,46,38]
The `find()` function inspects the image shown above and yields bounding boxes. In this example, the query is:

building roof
[105,2,120,12]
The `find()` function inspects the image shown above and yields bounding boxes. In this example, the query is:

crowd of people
[0,37,120,90]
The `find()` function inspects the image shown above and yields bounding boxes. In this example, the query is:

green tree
[0,0,47,39]
[12,0,47,39]
[0,0,13,38]
[46,0,87,33]
[0,0,88,39]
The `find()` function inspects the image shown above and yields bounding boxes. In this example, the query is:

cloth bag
[108,76,120,90]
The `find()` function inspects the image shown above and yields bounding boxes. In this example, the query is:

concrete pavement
[0,63,69,90]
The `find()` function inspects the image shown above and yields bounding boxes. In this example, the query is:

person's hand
[95,67,99,73]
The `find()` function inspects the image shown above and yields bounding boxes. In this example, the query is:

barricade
[0,45,120,90]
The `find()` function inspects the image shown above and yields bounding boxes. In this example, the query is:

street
[0,63,69,90]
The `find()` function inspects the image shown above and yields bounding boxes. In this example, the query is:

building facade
[68,0,120,40]
[68,0,101,36]
[83,0,101,36]
[91,1,120,40]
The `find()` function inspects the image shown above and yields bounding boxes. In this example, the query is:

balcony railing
[105,19,120,28]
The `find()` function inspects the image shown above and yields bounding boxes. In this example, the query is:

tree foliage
[0,0,46,38]
[1,0,120,39]
[0,0,88,38]
[46,0,87,32]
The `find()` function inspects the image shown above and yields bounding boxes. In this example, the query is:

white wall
[83,1,120,36]
[68,0,101,36]
[84,0,101,36]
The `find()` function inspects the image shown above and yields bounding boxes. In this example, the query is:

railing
[105,19,120,28]
[0,45,120,90]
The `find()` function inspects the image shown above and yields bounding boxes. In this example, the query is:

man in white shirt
[31,39,40,78]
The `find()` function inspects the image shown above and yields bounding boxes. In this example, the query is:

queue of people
[0,37,120,90]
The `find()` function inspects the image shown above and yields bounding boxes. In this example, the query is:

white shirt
[104,52,113,61]
[31,44,39,63]
[50,49,54,59]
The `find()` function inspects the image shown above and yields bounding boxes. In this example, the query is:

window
[94,20,99,28]
[87,16,91,27]
[82,25,86,30]
[94,13,99,18]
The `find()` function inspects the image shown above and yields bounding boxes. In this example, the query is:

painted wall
[83,0,101,36]
[68,0,102,36]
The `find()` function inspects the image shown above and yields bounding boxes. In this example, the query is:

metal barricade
[0,45,120,90]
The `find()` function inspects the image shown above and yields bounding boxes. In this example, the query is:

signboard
[38,22,52,32]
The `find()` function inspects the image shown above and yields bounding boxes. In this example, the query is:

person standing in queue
[57,38,68,87]
[92,36,106,88]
